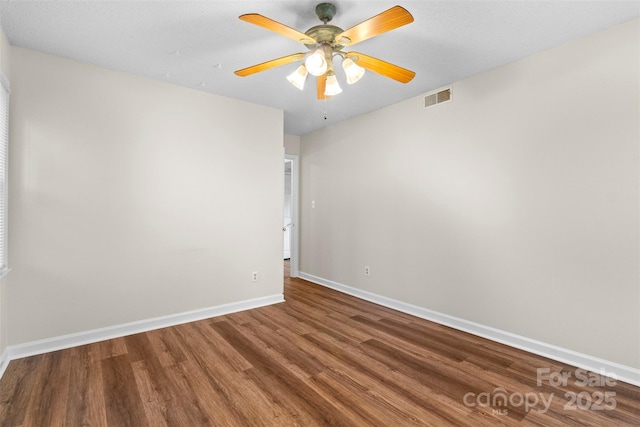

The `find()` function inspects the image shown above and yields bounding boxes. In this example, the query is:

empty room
[0,1,638,425]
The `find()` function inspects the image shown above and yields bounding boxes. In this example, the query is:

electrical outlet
[252,271,259,282]
[364,266,370,276]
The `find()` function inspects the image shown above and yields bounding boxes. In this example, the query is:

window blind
[0,75,8,274]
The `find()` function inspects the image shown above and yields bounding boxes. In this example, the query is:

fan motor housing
[304,25,345,51]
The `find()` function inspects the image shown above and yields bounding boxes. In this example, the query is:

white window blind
[0,75,8,275]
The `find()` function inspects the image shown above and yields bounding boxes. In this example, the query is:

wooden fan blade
[235,53,305,77]
[336,6,413,47]
[240,14,317,44]
[317,73,330,100]
[346,52,415,83]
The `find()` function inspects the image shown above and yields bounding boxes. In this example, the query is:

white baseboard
[299,272,640,387]
[0,293,284,378]
[0,347,9,379]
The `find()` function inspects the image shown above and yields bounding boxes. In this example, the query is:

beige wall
[284,134,301,155]
[8,47,284,345]
[0,25,9,79]
[300,19,639,368]
[0,24,9,354]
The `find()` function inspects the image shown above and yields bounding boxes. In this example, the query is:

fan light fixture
[324,71,342,96]
[342,57,365,84]
[287,55,362,95]
[287,65,308,90]
[305,49,328,76]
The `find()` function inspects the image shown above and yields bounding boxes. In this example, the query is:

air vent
[424,87,452,108]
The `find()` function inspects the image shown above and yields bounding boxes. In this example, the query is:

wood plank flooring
[1,262,639,426]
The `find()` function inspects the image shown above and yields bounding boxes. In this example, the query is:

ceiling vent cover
[424,87,452,108]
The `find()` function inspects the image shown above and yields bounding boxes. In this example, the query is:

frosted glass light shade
[342,58,365,84]
[287,65,308,90]
[324,72,342,96]
[305,49,328,76]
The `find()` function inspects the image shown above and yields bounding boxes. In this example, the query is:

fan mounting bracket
[315,3,337,23]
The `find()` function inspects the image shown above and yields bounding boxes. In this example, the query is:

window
[0,72,8,277]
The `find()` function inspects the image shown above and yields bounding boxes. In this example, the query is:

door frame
[285,154,300,277]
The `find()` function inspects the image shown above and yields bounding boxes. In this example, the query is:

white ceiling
[1,1,638,135]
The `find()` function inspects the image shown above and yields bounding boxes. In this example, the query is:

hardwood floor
[1,262,638,426]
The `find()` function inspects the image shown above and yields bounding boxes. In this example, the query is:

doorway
[284,154,299,277]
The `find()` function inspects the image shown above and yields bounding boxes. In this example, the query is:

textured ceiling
[1,1,638,135]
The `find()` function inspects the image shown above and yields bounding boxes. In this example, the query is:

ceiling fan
[234,3,416,99]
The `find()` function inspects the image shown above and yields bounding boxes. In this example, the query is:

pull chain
[323,96,327,120]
